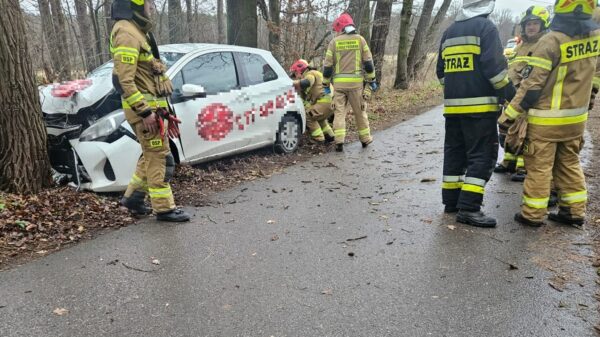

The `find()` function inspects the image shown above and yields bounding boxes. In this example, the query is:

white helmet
[456,0,495,21]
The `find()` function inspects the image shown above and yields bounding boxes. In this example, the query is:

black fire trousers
[442,116,498,211]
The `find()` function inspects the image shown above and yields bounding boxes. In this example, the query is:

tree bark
[347,0,370,40]
[185,0,194,42]
[168,0,185,43]
[370,0,392,83]
[49,0,71,80]
[226,0,257,47]
[37,0,60,81]
[217,0,226,43]
[393,0,413,89]
[103,0,113,63]
[0,0,52,193]
[75,0,97,71]
[268,0,281,61]
[406,0,436,81]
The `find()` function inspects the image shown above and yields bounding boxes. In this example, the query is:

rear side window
[181,52,238,94]
[236,52,278,86]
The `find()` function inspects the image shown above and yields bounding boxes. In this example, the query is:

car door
[233,52,282,144]
[170,51,246,163]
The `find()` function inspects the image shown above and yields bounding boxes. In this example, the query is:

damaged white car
[42,44,306,192]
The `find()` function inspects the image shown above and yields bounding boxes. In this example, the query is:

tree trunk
[393,0,413,89]
[217,0,226,43]
[412,0,454,79]
[185,0,193,42]
[168,0,185,43]
[103,0,112,63]
[75,0,97,72]
[49,0,71,80]
[268,0,281,61]
[347,0,370,40]
[406,0,436,81]
[370,0,392,83]
[37,0,60,81]
[226,0,257,47]
[0,0,52,193]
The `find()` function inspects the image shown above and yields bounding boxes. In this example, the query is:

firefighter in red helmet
[323,13,377,152]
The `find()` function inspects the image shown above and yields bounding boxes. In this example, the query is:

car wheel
[274,114,300,154]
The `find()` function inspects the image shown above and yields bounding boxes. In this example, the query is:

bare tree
[226,0,257,47]
[0,0,51,193]
[394,0,413,89]
[75,0,97,71]
[168,0,185,43]
[347,0,370,41]
[406,0,435,81]
[37,0,61,81]
[217,0,226,43]
[370,0,392,83]
[268,0,282,61]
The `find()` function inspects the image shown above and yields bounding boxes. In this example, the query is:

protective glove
[155,74,174,97]
[323,86,331,95]
[156,113,165,137]
[166,114,182,139]
[362,85,373,101]
[369,82,378,92]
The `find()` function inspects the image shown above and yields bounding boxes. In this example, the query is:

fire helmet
[290,59,310,77]
[332,13,354,33]
[112,0,145,20]
[520,6,550,29]
[554,0,596,16]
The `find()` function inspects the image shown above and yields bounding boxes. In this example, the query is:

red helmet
[289,59,309,77]
[332,13,354,33]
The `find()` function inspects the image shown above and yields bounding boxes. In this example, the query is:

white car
[42,44,306,192]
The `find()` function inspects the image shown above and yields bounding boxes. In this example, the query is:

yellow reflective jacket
[295,70,331,105]
[323,33,374,89]
[502,30,600,141]
[507,33,545,88]
[110,18,161,124]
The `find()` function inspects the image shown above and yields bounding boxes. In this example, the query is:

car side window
[236,52,278,86]
[170,71,184,100]
[181,52,238,95]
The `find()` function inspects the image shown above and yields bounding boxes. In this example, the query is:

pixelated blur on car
[40,44,306,192]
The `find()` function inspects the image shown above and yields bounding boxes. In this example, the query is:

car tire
[274,114,300,154]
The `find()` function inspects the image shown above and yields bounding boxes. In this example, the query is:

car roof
[159,43,273,57]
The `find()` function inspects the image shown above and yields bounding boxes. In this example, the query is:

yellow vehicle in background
[503,37,520,58]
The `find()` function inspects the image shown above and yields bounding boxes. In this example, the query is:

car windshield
[87,52,184,77]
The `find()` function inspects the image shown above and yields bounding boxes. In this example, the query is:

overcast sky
[493,0,556,15]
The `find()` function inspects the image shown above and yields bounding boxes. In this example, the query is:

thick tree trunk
[0,0,52,193]
[37,0,60,81]
[185,0,193,42]
[226,0,257,47]
[49,0,71,80]
[406,0,436,81]
[217,0,226,43]
[268,0,281,61]
[75,0,97,72]
[347,0,370,40]
[393,0,413,89]
[168,0,185,43]
[370,0,392,84]
[103,0,112,63]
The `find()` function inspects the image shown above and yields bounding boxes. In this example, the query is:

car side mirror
[181,84,207,100]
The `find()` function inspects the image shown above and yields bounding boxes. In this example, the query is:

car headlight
[80,110,126,142]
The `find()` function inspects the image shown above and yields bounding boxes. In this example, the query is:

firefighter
[500,0,600,227]
[436,0,516,227]
[495,6,550,182]
[323,13,377,152]
[111,0,190,222]
[290,59,335,143]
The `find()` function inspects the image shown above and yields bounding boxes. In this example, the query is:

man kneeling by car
[111,0,189,222]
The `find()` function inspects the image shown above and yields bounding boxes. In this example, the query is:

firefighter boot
[511,170,526,182]
[514,212,545,227]
[121,191,151,216]
[548,207,584,226]
[548,190,558,207]
[324,134,335,143]
[456,210,496,228]
[335,143,344,152]
[156,209,191,222]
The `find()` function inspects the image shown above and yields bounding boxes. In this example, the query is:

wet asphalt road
[1,106,598,337]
